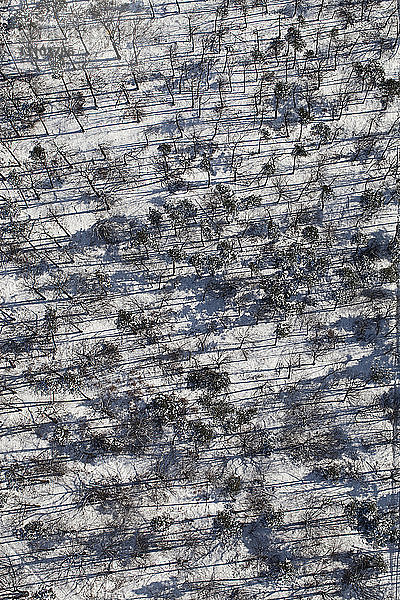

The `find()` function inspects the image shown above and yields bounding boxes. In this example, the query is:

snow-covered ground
[0,0,400,598]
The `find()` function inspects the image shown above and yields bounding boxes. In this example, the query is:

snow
[0,0,399,598]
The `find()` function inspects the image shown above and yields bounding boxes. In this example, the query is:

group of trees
[0,0,399,598]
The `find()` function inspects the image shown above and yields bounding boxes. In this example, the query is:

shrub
[313,459,359,482]
[148,207,163,228]
[345,499,400,544]
[190,420,214,444]
[368,363,391,384]
[239,194,263,210]
[285,26,305,51]
[205,397,235,420]
[31,587,56,600]
[150,514,174,532]
[151,393,187,424]
[378,77,400,108]
[352,316,379,343]
[213,509,242,539]
[378,388,400,420]
[187,367,230,393]
[379,263,397,283]
[116,309,158,337]
[16,519,46,541]
[78,341,121,371]
[260,503,284,528]
[231,406,257,429]
[210,183,237,214]
[88,530,150,565]
[353,61,385,89]
[16,519,68,552]
[260,554,295,581]
[222,474,242,496]
[342,552,387,585]
[240,429,273,457]
[248,491,284,527]
[301,225,319,243]
[164,198,197,225]
[359,189,384,218]
[131,226,151,248]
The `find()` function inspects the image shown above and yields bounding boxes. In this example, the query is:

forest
[0,0,400,598]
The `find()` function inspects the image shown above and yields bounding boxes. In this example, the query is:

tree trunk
[75,26,90,55]
[298,120,303,141]
[83,68,98,109]
[104,25,121,60]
